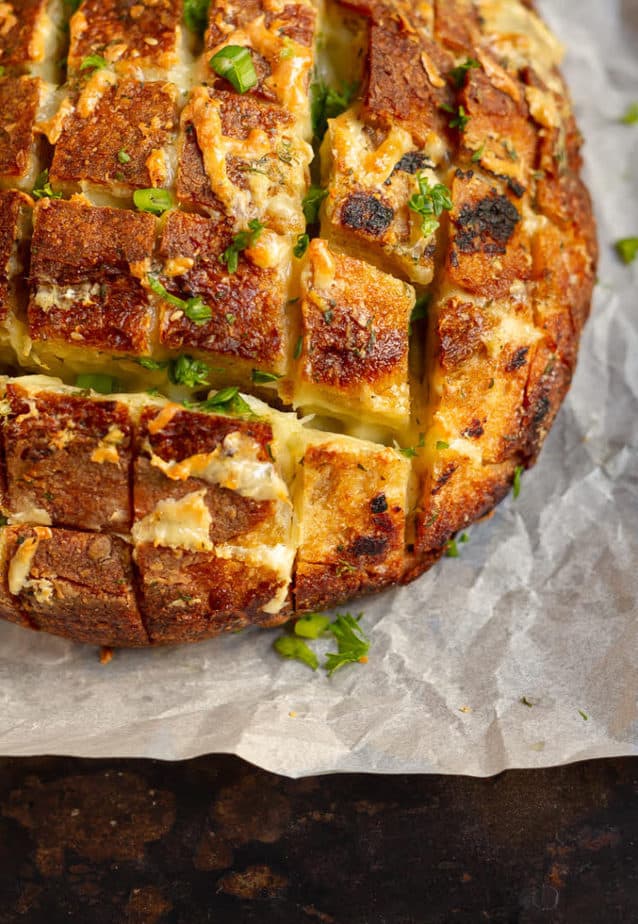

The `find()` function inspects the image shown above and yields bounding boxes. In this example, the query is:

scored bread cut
[0,0,596,646]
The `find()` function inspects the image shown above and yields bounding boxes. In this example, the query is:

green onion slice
[133,188,174,216]
[210,45,258,94]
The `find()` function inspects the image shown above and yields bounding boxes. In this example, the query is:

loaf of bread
[0,0,596,646]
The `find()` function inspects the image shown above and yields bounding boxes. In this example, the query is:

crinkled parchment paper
[0,0,636,777]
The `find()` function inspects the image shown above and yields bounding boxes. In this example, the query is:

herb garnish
[117,149,131,164]
[220,219,264,273]
[251,369,281,384]
[449,57,480,88]
[294,233,309,258]
[147,276,212,325]
[579,709,589,721]
[183,0,210,34]
[615,237,638,265]
[408,294,429,334]
[133,188,174,215]
[324,614,370,676]
[620,103,638,125]
[274,636,318,670]
[191,386,253,417]
[210,45,258,94]
[169,355,210,388]
[441,103,470,131]
[311,80,358,140]
[408,174,453,238]
[294,613,331,639]
[445,539,459,558]
[513,464,524,499]
[302,185,328,224]
[80,54,108,71]
[75,373,115,394]
[32,169,62,201]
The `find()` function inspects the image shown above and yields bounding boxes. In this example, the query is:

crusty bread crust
[0,0,596,646]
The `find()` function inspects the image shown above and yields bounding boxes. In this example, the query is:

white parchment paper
[1,0,637,777]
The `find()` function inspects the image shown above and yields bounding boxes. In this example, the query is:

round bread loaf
[0,0,596,646]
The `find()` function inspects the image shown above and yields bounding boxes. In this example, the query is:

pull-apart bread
[0,0,596,646]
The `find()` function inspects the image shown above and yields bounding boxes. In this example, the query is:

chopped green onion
[210,45,258,94]
[445,539,459,558]
[620,103,638,125]
[183,0,210,34]
[136,357,168,371]
[615,237,638,265]
[75,373,115,394]
[579,709,589,721]
[294,233,309,258]
[117,149,131,164]
[293,335,303,360]
[220,219,264,274]
[80,54,107,71]
[32,169,62,201]
[274,635,318,671]
[193,386,253,417]
[302,186,328,224]
[441,103,470,131]
[294,613,331,639]
[169,355,210,388]
[147,276,212,325]
[513,464,524,499]
[436,440,449,451]
[133,188,174,215]
[251,369,281,384]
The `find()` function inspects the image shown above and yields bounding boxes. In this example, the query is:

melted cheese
[149,431,290,503]
[8,507,52,526]
[8,527,51,595]
[215,542,294,614]
[131,489,213,551]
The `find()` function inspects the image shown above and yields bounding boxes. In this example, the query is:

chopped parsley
[294,233,310,258]
[520,696,534,708]
[220,219,264,273]
[193,385,253,417]
[311,80,358,140]
[183,0,210,34]
[513,464,524,499]
[293,335,303,360]
[579,709,589,721]
[147,276,212,325]
[80,54,108,71]
[408,174,453,238]
[169,355,210,388]
[210,45,257,94]
[274,635,318,671]
[324,613,369,676]
[251,369,281,384]
[32,169,62,201]
[620,103,638,125]
[136,357,169,371]
[615,237,638,265]
[441,103,470,131]
[294,613,331,639]
[117,149,131,164]
[302,185,328,224]
[449,57,480,88]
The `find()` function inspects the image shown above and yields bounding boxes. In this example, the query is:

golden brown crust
[0,0,597,647]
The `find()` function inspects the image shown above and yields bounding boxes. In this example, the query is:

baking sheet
[1,0,637,777]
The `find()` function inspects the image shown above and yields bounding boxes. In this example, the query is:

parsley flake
[579,709,589,721]
[441,103,470,131]
[183,0,210,34]
[169,355,210,388]
[324,613,370,676]
[408,174,453,238]
[449,57,480,88]
[445,539,460,558]
[117,149,131,164]
[80,54,108,71]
